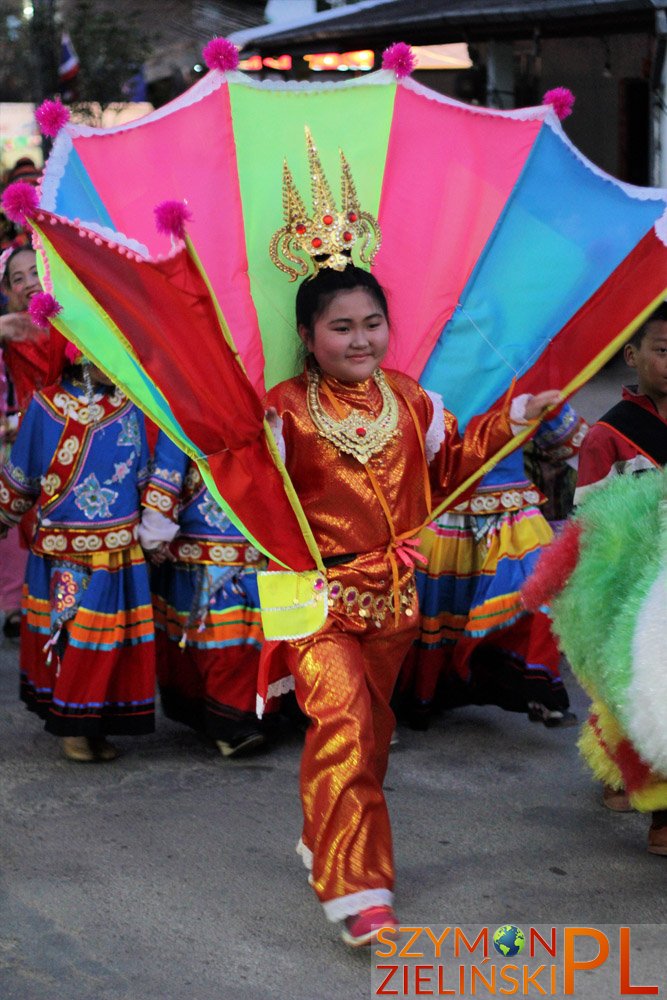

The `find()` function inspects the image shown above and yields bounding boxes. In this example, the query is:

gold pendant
[307,368,399,463]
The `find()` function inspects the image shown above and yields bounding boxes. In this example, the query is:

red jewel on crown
[269,126,383,280]
[356,427,367,437]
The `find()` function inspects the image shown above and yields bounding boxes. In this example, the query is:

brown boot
[602,784,633,812]
[648,810,667,856]
[61,736,95,762]
[89,736,120,761]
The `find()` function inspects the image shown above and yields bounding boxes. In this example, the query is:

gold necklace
[307,367,399,464]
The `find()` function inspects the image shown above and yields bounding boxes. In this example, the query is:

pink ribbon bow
[394,537,427,568]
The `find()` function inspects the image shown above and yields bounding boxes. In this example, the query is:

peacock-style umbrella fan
[3,41,666,639]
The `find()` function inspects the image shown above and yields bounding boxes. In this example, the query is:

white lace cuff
[424,390,446,464]
[296,837,313,872]
[255,673,294,718]
[322,888,394,923]
[137,508,180,550]
[510,393,533,434]
[266,412,286,462]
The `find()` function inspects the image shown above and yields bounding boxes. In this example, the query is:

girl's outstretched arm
[427,389,562,507]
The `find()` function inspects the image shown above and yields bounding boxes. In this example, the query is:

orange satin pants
[282,610,418,919]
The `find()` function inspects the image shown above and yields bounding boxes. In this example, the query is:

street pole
[30,0,58,161]
[30,0,58,103]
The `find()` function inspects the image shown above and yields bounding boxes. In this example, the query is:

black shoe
[216,730,266,758]
[2,612,21,639]
[528,702,577,727]
[408,704,432,731]
[543,710,578,728]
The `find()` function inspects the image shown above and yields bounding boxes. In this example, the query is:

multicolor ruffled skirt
[402,507,569,714]
[20,545,155,736]
[151,562,263,739]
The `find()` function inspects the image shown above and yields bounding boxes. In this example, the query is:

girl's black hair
[1,244,36,289]
[295,263,389,337]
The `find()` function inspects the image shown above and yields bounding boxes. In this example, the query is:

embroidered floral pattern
[197,495,231,532]
[51,569,81,615]
[105,450,135,485]
[73,473,118,520]
[185,465,202,492]
[41,472,62,497]
[117,412,141,449]
[153,466,183,486]
[52,391,105,425]
[5,460,40,491]
[49,562,90,633]
[144,486,179,516]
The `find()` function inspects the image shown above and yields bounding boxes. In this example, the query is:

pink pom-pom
[154,200,192,240]
[35,99,70,138]
[202,37,239,72]
[521,519,582,612]
[1,181,39,225]
[28,292,62,329]
[65,341,82,364]
[381,42,416,78]
[542,87,575,121]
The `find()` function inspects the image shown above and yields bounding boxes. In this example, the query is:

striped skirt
[151,563,263,739]
[402,507,569,714]
[20,545,155,736]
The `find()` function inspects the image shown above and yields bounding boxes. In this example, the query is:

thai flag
[59,32,80,84]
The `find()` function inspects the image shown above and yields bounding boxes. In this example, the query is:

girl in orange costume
[262,265,559,946]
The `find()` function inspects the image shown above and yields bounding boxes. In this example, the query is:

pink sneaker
[341,905,398,947]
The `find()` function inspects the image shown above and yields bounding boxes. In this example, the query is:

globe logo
[493,924,526,958]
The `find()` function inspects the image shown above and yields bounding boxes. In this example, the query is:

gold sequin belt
[327,575,417,629]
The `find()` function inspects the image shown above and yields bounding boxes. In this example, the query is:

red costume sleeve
[3,331,51,414]
[429,404,514,508]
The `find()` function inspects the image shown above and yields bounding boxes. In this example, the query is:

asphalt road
[2,354,665,1000]
[1,634,666,1000]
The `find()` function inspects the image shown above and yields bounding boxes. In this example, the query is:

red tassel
[521,519,582,611]
[382,42,416,78]
[543,87,575,121]
[202,37,239,73]
[1,181,39,225]
[28,292,62,329]
[153,200,192,240]
[35,99,71,137]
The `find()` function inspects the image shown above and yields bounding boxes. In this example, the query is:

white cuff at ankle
[322,888,394,923]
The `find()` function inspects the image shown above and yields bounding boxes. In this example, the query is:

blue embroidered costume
[139,431,266,752]
[0,377,155,736]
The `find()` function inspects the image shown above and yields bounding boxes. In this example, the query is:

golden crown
[269,126,382,281]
